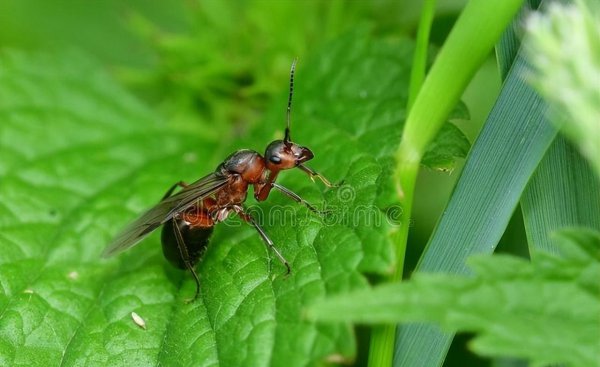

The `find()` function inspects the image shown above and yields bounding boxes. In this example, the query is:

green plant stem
[368,1,435,364]
[407,0,437,111]
[368,212,412,366]
[368,324,398,367]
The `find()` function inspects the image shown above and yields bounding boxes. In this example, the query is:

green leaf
[0,31,469,365]
[0,50,218,366]
[421,122,470,171]
[307,228,600,367]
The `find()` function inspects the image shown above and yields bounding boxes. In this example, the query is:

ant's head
[264,59,314,171]
[264,139,313,171]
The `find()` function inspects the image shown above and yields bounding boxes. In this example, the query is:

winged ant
[103,60,336,301]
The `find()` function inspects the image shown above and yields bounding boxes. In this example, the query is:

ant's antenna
[284,58,297,144]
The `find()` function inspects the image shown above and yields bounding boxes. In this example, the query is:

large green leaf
[307,228,600,367]
[0,31,469,365]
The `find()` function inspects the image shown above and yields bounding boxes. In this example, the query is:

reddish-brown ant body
[103,61,335,301]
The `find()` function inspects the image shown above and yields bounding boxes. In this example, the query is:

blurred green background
[0,1,515,365]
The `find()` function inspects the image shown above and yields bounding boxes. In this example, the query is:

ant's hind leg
[172,218,201,302]
[232,205,291,275]
[162,181,189,200]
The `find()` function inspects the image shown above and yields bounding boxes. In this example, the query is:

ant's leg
[271,182,325,215]
[232,205,291,275]
[162,181,188,200]
[297,164,339,187]
[171,218,201,302]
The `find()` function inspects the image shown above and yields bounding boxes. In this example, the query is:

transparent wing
[102,172,228,257]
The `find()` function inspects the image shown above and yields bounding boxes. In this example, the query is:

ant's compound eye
[269,155,282,164]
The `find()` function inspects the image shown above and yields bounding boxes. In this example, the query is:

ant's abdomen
[161,218,214,269]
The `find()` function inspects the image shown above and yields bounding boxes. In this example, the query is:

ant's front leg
[232,205,291,275]
[297,164,339,188]
[270,182,328,216]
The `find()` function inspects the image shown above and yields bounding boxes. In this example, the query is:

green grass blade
[495,0,542,79]
[521,133,600,255]
[393,39,557,367]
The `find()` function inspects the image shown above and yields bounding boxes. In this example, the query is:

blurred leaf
[0,0,180,66]
[308,228,600,367]
[502,0,599,292]
[525,0,600,178]
[119,0,374,129]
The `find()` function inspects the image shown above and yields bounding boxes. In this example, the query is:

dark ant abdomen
[161,217,214,269]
